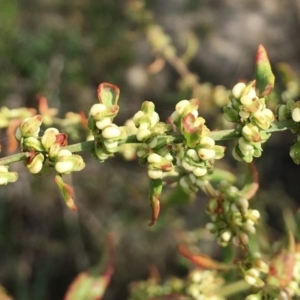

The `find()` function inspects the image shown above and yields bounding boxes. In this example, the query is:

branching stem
[0,120,296,166]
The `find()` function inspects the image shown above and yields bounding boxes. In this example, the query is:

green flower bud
[23,137,44,151]
[20,115,43,137]
[41,128,59,150]
[0,166,18,185]
[49,143,61,160]
[276,104,287,121]
[223,105,239,122]
[27,153,44,174]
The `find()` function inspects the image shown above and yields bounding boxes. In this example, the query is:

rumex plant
[1,45,300,300]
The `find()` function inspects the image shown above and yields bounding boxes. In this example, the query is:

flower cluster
[224,82,275,162]
[205,183,260,247]
[88,103,127,162]
[133,101,174,180]
[15,115,85,175]
[128,268,225,300]
[240,252,269,289]
[170,99,225,191]
[185,269,225,300]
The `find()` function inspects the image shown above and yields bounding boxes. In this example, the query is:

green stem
[218,279,251,297]
[0,120,296,166]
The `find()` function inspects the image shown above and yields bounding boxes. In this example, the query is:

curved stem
[0,120,296,166]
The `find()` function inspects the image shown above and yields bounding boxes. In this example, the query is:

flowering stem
[0,120,296,166]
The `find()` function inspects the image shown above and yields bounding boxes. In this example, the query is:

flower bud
[147,153,162,164]
[0,166,18,185]
[186,149,199,161]
[136,128,151,141]
[198,148,215,160]
[200,136,215,147]
[95,117,112,130]
[240,95,253,106]
[221,230,232,243]
[102,124,121,139]
[27,153,44,174]
[55,161,73,174]
[20,115,43,137]
[41,128,59,149]
[23,137,44,151]
[192,167,207,177]
[175,100,190,115]
[292,107,300,122]
[49,143,61,160]
[132,111,144,123]
[89,103,106,118]
[148,169,163,179]
[181,159,195,172]
[232,82,246,99]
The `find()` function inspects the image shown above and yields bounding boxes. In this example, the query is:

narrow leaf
[255,44,275,96]
[148,178,163,226]
[240,163,259,200]
[65,234,115,300]
[97,82,120,107]
[177,245,234,270]
[55,174,77,211]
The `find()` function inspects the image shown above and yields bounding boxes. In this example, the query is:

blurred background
[1,0,300,299]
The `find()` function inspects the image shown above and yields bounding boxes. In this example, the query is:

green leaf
[148,178,163,226]
[54,174,77,211]
[97,82,120,107]
[255,44,275,96]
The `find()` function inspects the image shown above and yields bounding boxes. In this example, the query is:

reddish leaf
[55,174,77,211]
[177,245,233,270]
[97,83,120,107]
[240,163,259,200]
[255,44,275,96]
[65,234,115,300]
[148,178,163,226]
[267,232,295,287]
[6,119,21,153]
